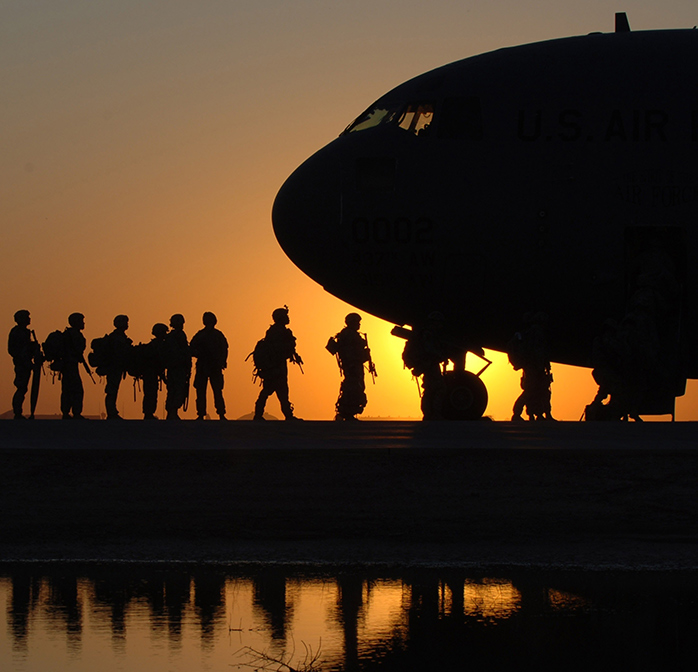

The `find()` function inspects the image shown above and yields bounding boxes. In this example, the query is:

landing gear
[442,370,488,420]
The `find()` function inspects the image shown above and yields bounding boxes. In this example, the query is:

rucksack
[42,330,67,372]
[127,343,151,380]
[88,334,112,376]
[246,338,273,381]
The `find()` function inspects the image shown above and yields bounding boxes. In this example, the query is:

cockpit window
[344,104,402,134]
[344,101,434,136]
[397,103,434,136]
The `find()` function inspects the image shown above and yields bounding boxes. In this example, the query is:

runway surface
[1,420,697,568]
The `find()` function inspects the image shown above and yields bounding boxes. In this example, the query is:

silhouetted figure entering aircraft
[141,323,169,420]
[507,313,554,421]
[163,314,191,420]
[59,312,91,419]
[98,315,133,420]
[402,312,450,420]
[190,312,228,420]
[252,306,303,421]
[7,310,42,419]
[326,312,375,421]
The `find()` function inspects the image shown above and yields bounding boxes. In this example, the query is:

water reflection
[2,566,698,671]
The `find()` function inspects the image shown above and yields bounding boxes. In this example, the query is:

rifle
[291,352,304,374]
[363,332,377,384]
[82,358,96,384]
[29,330,44,419]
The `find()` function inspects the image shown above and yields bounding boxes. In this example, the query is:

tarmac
[1,420,697,569]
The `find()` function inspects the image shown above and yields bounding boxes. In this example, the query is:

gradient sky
[3,0,698,420]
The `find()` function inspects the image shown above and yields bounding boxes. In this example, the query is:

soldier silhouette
[326,312,375,421]
[189,312,228,420]
[7,310,42,419]
[252,306,303,421]
[61,313,91,419]
[402,312,450,420]
[163,314,191,420]
[103,315,133,420]
[507,313,554,421]
[142,323,169,420]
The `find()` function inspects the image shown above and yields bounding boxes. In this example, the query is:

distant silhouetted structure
[190,312,228,420]
[326,312,374,421]
[402,312,450,420]
[7,310,42,420]
[252,306,303,421]
[507,312,554,421]
[163,314,191,420]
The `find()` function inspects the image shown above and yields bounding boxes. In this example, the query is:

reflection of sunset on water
[3,569,698,671]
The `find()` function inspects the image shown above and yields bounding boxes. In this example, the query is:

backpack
[127,343,151,380]
[88,335,112,376]
[246,338,274,381]
[325,336,339,356]
[42,330,67,372]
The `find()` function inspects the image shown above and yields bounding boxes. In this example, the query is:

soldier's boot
[253,398,266,421]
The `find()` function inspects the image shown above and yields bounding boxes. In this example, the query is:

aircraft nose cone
[272,149,341,284]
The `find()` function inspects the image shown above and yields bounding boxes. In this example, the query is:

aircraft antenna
[615,12,631,33]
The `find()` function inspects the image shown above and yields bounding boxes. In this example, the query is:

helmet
[68,312,85,328]
[152,323,168,338]
[113,314,129,330]
[14,309,30,325]
[345,312,361,327]
[272,307,289,324]
[170,313,185,329]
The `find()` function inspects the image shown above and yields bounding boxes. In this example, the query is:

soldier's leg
[254,378,274,419]
[61,366,79,418]
[210,369,226,418]
[12,365,31,418]
[73,372,85,417]
[105,372,122,418]
[275,376,295,419]
[142,373,159,418]
[194,368,208,418]
[165,368,187,417]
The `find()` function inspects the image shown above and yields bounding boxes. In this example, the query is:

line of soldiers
[8,307,376,422]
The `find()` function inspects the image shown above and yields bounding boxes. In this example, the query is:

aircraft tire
[442,370,488,420]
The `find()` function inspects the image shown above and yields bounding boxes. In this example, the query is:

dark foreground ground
[1,420,697,569]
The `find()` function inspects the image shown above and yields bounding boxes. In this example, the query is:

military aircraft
[272,14,696,419]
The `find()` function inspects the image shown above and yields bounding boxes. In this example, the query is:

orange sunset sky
[3,1,698,421]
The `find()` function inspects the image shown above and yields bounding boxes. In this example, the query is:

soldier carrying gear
[61,312,91,419]
[163,313,191,420]
[326,312,375,421]
[189,311,228,420]
[508,312,554,421]
[7,310,42,420]
[252,306,303,421]
[103,314,133,420]
[142,323,169,420]
[402,311,450,421]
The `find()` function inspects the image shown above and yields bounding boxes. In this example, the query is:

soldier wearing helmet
[401,311,450,420]
[103,314,133,419]
[189,312,228,420]
[163,314,191,420]
[7,309,40,419]
[61,312,90,419]
[141,323,169,420]
[326,312,374,421]
[252,306,303,421]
